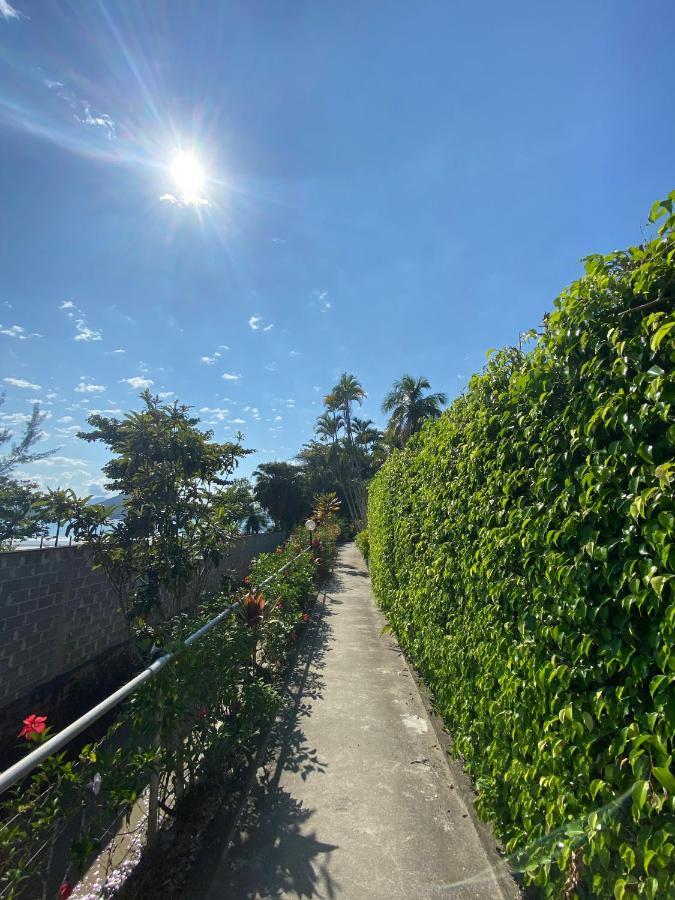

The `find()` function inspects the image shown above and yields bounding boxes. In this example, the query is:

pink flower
[59,883,73,900]
[275,600,282,609]
[18,714,47,740]
[243,576,250,585]
[198,706,207,719]
[302,613,310,622]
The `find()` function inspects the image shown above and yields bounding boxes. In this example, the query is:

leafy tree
[0,394,55,549]
[253,461,307,531]
[37,487,79,547]
[68,391,251,631]
[382,374,447,447]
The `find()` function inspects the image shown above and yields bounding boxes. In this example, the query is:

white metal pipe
[0,546,309,796]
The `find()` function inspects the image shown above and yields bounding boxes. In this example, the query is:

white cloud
[289,350,300,357]
[1,324,41,339]
[75,105,115,139]
[230,417,245,425]
[0,1,20,20]
[265,362,277,372]
[160,192,210,208]
[58,300,78,316]
[286,399,296,407]
[217,344,230,351]
[57,415,74,423]
[274,415,283,422]
[222,372,241,381]
[249,315,275,332]
[45,80,116,139]
[199,406,230,421]
[75,379,105,394]
[105,348,126,355]
[120,376,153,390]
[38,455,89,469]
[200,353,221,365]
[74,319,102,342]
[157,391,174,400]
[1,411,31,426]
[3,376,40,390]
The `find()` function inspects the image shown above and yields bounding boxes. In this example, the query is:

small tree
[68,391,252,634]
[0,394,55,549]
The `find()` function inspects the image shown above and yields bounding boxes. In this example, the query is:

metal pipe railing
[0,547,309,796]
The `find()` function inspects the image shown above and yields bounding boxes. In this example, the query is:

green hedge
[355,528,369,563]
[368,196,675,898]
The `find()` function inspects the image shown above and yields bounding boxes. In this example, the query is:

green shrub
[355,528,369,563]
[368,195,675,898]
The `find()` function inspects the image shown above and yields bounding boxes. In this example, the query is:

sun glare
[169,150,207,204]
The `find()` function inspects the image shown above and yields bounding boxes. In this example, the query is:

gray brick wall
[0,532,285,709]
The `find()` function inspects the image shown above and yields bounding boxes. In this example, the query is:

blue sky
[1,0,673,495]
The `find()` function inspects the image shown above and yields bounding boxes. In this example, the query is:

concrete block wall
[0,532,285,711]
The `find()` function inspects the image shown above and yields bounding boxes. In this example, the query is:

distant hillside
[88,494,126,519]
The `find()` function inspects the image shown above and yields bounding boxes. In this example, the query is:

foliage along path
[185,543,518,899]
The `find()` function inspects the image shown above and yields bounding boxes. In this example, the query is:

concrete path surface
[185,543,517,900]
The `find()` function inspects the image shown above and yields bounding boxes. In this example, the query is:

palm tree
[352,417,380,452]
[325,373,365,448]
[382,375,447,447]
[253,462,307,531]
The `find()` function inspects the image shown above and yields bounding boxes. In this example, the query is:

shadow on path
[186,584,340,899]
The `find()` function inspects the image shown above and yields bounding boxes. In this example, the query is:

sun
[169,150,207,203]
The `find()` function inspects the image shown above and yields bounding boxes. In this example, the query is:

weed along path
[185,543,517,900]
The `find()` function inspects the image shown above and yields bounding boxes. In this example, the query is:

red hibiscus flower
[59,882,73,900]
[18,714,47,740]
[302,613,310,622]
[243,576,250,585]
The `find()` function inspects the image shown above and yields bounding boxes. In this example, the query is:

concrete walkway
[186,544,516,900]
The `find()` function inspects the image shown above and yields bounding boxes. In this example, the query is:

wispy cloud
[160,193,210,209]
[217,344,230,351]
[59,300,78,316]
[120,376,153,390]
[44,79,116,139]
[249,314,274,332]
[74,319,103,342]
[311,289,332,313]
[75,379,105,394]
[289,350,300,357]
[4,376,40,390]
[222,372,241,381]
[199,406,230,421]
[0,324,41,339]
[265,362,277,372]
[0,1,20,21]
[200,352,221,365]
[230,417,245,425]
[105,348,126,355]
[243,405,261,420]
